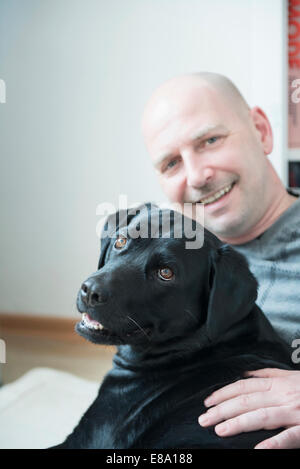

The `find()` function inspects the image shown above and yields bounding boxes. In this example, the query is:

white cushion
[0,367,99,449]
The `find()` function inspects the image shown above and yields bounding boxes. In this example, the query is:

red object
[288,0,300,148]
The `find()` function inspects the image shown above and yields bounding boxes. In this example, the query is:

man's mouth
[198,182,235,205]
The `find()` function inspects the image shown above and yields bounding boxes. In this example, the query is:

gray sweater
[234,196,300,346]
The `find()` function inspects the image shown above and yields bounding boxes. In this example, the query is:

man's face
[142,83,271,239]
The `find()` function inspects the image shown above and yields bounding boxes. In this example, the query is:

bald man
[142,72,300,449]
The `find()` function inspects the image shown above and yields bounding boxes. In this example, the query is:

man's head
[142,72,284,243]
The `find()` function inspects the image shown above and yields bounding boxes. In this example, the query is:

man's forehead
[145,92,233,149]
[142,76,247,146]
[145,85,210,127]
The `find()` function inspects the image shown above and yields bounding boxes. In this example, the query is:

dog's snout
[81,280,108,306]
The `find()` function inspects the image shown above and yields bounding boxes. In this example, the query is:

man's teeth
[81,312,104,330]
[200,183,234,205]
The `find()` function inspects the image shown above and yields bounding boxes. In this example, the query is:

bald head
[141,72,250,137]
[140,72,291,243]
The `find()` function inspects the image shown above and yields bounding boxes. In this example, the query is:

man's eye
[167,160,177,169]
[163,157,180,173]
[195,136,223,152]
[205,136,220,145]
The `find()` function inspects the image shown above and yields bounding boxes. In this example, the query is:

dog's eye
[114,236,127,249]
[157,267,174,281]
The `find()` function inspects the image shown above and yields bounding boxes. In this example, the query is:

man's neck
[220,188,297,246]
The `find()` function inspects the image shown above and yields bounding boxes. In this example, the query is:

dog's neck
[114,328,211,370]
[113,305,288,372]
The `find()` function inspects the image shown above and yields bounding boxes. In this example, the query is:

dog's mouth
[76,312,151,345]
[81,313,106,331]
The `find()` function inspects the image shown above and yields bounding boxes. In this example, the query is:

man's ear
[97,202,157,269]
[206,244,258,342]
[249,106,273,155]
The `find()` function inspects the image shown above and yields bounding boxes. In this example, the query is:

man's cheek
[160,177,184,203]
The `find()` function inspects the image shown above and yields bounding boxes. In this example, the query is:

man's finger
[213,406,295,438]
[203,377,273,407]
[199,391,285,427]
[244,368,296,379]
[255,425,300,449]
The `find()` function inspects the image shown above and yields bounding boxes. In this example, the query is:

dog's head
[75,203,258,349]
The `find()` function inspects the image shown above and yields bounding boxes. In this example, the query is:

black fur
[52,203,296,449]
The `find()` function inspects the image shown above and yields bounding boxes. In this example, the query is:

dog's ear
[206,244,258,341]
[97,209,125,269]
[97,202,157,269]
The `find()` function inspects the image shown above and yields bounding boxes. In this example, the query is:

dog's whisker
[184,309,198,323]
[126,316,151,341]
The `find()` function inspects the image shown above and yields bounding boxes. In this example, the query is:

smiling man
[141,72,300,449]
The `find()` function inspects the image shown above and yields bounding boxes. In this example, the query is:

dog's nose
[80,281,108,306]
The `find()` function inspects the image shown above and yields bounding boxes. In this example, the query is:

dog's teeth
[81,313,104,331]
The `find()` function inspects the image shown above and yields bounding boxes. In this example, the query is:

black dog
[53,203,296,449]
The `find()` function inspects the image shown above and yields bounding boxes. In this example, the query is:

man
[141,72,300,449]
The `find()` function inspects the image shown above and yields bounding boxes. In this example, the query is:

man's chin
[203,213,247,243]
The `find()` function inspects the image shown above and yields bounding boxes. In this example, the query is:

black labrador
[53,203,296,449]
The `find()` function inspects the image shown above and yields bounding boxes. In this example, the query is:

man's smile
[198,182,236,206]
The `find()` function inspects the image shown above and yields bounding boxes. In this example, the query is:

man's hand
[198,368,300,449]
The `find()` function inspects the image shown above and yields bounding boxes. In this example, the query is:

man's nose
[80,279,109,306]
[183,150,214,188]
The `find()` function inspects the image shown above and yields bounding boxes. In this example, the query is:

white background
[0,0,288,318]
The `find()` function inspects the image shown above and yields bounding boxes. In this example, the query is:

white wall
[250,0,288,182]
[0,0,287,318]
